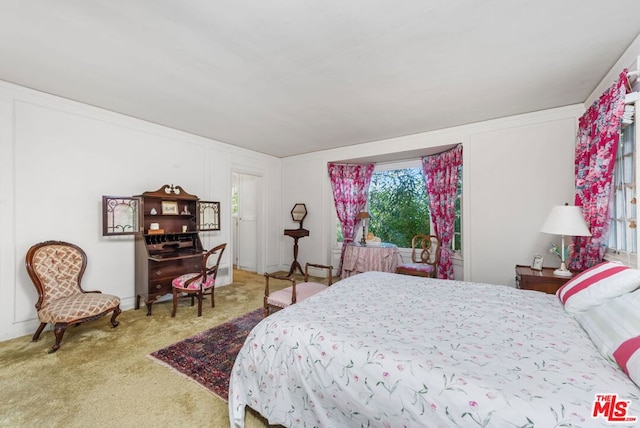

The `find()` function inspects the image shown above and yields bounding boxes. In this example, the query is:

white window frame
[605,101,638,268]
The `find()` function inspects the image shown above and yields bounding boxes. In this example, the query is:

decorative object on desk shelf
[162,200,179,215]
[540,203,591,277]
[149,222,160,230]
[181,206,190,215]
[164,184,181,195]
[150,208,157,215]
[531,254,544,271]
[356,211,371,246]
[291,203,307,229]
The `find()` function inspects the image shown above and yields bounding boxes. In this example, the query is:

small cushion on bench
[266,282,328,309]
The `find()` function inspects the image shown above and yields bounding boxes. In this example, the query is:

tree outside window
[368,167,430,248]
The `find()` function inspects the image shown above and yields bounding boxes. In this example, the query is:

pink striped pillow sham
[556,261,640,313]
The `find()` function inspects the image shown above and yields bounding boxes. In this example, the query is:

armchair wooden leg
[110,306,121,328]
[32,322,47,342]
[50,322,68,353]
[197,290,203,317]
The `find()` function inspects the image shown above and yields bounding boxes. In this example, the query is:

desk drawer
[149,259,201,280]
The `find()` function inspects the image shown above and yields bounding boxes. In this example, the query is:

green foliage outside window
[368,168,430,248]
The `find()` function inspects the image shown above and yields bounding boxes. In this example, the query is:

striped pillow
[556,261,640,313]
[574,289,640,358]
[575,290,640,387]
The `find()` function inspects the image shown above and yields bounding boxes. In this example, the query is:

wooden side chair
[264,263,333,316]
[395,234,441,278]
[171,243,226,317]
[25,240,122,353]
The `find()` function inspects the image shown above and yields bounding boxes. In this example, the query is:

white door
[237,173,258,271]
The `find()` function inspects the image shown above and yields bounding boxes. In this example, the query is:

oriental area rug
[149,308,264,401]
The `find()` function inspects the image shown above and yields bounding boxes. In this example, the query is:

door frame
[230,167,265,281]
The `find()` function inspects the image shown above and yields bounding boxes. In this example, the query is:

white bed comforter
[229,272,640,427]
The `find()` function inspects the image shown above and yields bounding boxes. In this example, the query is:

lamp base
[553,266,573,277]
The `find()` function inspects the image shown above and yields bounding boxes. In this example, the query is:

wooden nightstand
[515,265,573,294]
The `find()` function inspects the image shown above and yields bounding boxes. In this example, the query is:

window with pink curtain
[328,163,375,276]
[569,70,628,271]
[422,144,462,279]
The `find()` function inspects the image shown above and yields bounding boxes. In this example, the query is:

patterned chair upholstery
[171,243,226,317]
[395,235,441,278]
[25,241,121,353]
[264,263,333,317]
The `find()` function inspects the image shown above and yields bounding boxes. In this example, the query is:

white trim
[603,249,637,269]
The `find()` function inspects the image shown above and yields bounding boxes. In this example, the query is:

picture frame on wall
[161,200,179,215]
[531,255,544,271]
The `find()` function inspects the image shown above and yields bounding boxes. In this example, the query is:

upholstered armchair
[395,234,441,278]
[264,263,333,316]
[25,241,121,353]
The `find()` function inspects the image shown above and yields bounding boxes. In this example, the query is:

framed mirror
[291,203,307,228]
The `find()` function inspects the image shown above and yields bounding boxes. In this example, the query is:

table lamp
[540,204,591,277]
[356,211,371,246]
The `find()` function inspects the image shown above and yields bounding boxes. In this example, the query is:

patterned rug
[149,308,264,401]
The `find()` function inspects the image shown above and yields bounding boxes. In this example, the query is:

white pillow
[574,289,640,358]
[556,261,640,313]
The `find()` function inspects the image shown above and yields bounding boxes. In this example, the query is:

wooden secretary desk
[102,184,220,315]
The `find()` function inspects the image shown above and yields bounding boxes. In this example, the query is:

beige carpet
[0,269,312,428]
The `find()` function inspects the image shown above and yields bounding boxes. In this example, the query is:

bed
[229,269,640,427]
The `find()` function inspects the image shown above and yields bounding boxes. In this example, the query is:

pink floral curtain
[569,70,628,270]
[328,163,375,276]
[422,144,462,279]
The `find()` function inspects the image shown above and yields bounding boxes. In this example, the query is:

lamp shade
[540,205,591,237]
[356,211,371,220]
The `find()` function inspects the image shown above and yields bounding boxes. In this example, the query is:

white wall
[0,81,281,341]
[281,106,582,285]
[279,34,640,285]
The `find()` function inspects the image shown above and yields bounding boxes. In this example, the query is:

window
[368,164,430,248]
[336,159,462,251]
[608,116,637,255]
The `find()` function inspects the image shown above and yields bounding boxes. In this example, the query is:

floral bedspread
[229,272,640,427]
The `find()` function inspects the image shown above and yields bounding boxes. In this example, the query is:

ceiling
[1,1,640,158]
